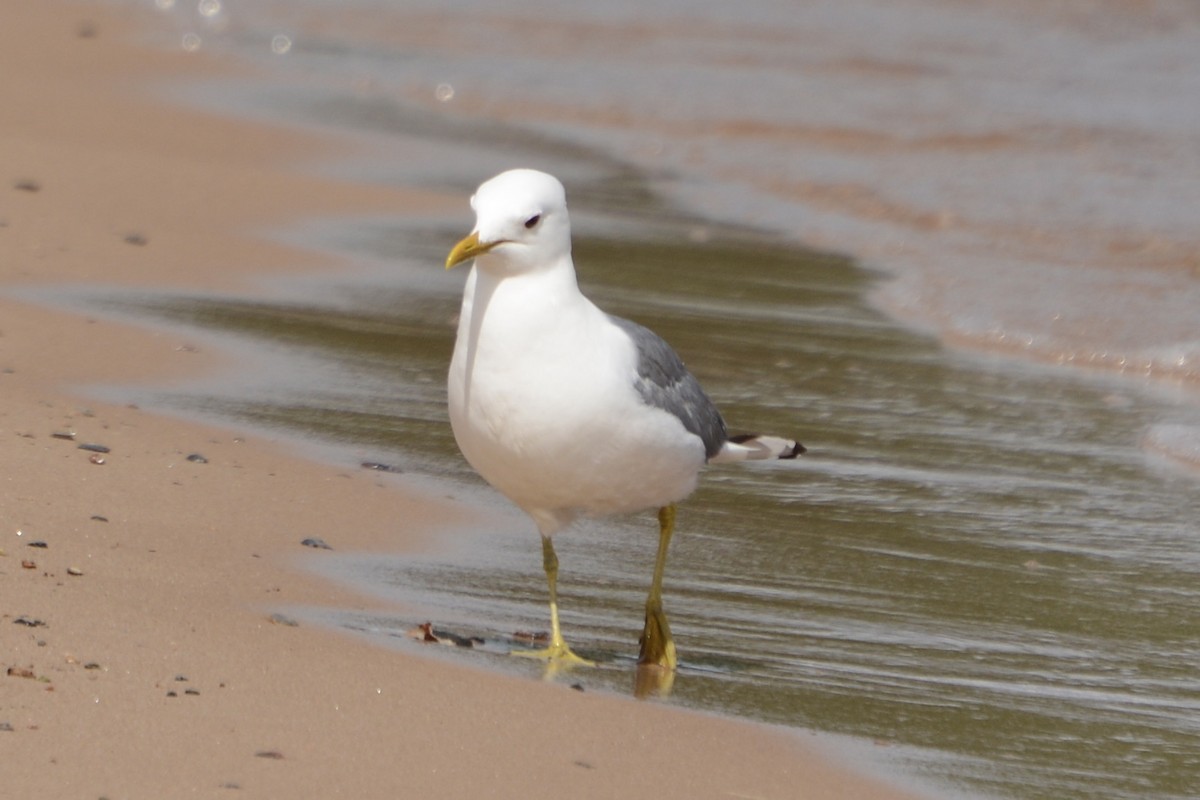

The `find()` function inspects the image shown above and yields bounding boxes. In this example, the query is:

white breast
[448,265,706,534]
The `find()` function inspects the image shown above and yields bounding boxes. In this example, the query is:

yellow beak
[445,231,500,269]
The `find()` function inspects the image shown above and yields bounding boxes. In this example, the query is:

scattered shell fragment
[21,560,37,570]
[255,750,285,760]
[6,667,36,680]
[186,453,208,463]
[300,537,332,550]
[90,515,109,523]
[360,460,402,473]
[27,541,48,549]
[67,567,84,577]
[89,454,106,465]
[14,179,40,192]
[13,617,45,627]
[78,443,110,453]
[52,431,77,441]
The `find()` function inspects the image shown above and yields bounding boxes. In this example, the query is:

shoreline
[1,4,931,799]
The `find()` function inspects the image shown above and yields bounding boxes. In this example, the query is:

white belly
[448,269,705,533]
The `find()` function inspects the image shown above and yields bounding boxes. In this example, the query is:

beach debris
[6,666,37,680]
[67,566,84,577]
[52,431,77,441]
[175,674,189,682]
[26,540,48,549]
[186,453,208,464]
[14,617,45,627]
[76,20,98,39]
[185,688,201,696]
[13,179,40,193]
[361,460,402,473]
[268,613,299,627]
[123,232,148,246]
[166,690,178,697]
[21,560,37,570]
[300,537,332,550]
[90,515,109,523]
[254,750,285,760]
[410,622,440,643]
[84,662,102,670]
[78,443,110,453]
[512,630,550,646]
[406,622,483,648]
[0,722,13,732]
[89,454,106,465]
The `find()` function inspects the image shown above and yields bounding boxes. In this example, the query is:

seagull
[445,168,803,670]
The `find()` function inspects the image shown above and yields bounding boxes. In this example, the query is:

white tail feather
[709,434,805,464]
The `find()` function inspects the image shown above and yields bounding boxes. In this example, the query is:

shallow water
[87,214,1200,799]
[83,2,1200,798]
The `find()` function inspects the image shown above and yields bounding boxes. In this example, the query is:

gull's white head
[445,169,572,275]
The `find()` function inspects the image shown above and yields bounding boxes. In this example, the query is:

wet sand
[0,3,927,798]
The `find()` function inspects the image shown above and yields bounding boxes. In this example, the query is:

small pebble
[166,690,178,697]
[21,560,37,570]
[186,453,208,463]
[0,722,13,732]
[67,567,84,577]
[51,431,77,441]
[78,443,110,453]
[89,454,106,465]
[14,179,40,193]
[255,750,285,760]
[84,662,101,670]
[27,541,48,549]
[90,515,109,523]
[185,688,201,696]
[14,617,46,627]
[123,232,148,246]
[300,537,332,550]
[6,667,36,679]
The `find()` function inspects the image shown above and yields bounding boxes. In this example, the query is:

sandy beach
[0,3,927,798]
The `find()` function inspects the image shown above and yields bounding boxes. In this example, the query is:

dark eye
[524,214,541,229]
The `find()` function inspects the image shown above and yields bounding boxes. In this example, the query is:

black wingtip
[782,441,806,459]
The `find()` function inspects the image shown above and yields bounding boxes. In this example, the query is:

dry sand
[0,3,927,798]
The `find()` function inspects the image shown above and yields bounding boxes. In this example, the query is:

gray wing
[609,315,728,460]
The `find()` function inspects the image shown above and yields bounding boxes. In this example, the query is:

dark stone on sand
[186,453,208,463]
[300,537,332,550]
[77,443,110,454]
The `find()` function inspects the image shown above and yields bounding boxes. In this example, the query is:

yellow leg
[638,504,679,670]
[512,535,593,666]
